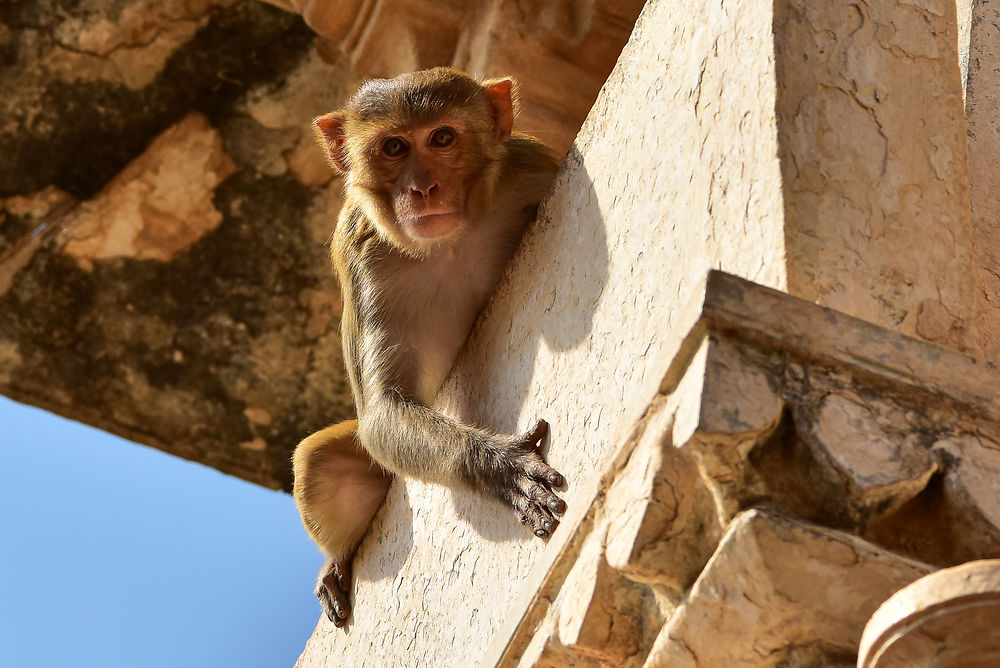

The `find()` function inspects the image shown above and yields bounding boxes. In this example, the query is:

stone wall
[294,0,1000,665]
[4,0,1000,665]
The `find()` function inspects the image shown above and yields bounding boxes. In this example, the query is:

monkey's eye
[381,137,407,157]
[430,128,455,148]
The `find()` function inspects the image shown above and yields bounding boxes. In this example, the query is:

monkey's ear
[313,112,350,173]
[483,78,518,142]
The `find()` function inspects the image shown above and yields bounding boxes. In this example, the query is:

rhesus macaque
[293,68,566,627]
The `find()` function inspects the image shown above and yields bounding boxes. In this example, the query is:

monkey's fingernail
[549,473,563,486]
[534,528,548,538]
[549,499,566,512]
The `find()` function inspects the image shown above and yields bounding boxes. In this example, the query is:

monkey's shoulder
[330,201,382,283]
[504,132,561,177]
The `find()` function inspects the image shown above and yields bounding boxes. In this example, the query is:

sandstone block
[964,0,1000,362]
[61,113,237,264]
[644,508,933,668]
[776,0,978,355]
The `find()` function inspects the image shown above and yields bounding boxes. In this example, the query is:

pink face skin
[368,119,485,242]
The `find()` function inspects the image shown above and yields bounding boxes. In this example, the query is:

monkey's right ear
[313,112,350,173]
[483,78,517,142]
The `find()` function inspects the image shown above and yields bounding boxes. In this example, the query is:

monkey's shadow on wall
[444,145,610,543]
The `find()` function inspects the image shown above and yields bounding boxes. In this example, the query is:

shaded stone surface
[965,0,1000,363]
[484,272,1000,668]
[0,0,638,490]
[0,0,355,489]
[645,509,932,668]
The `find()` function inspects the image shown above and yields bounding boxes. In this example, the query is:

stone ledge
[488,270,1000,667]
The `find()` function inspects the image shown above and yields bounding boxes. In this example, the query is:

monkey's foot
[316,557,352,628]
[508,419,567,539]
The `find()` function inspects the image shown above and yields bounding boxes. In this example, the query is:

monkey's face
[366,119,491,246]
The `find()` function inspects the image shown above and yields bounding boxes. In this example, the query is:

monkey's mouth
[405,211,462,239]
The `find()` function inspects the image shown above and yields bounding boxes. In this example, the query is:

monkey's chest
[390,268,496,403]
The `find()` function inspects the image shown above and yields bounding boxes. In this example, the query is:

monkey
[292,68,567,627]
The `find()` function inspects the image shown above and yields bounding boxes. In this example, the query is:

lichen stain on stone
[60,113,236,264]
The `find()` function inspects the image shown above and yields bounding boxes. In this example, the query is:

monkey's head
[314,68,518,255]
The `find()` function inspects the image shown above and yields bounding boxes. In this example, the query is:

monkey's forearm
[358,393,566,535]
[358,393,505,487]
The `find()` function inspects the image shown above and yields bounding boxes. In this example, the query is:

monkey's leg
[292,420,392,627]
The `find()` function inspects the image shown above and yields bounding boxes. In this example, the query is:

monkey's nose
[410,183,438,200]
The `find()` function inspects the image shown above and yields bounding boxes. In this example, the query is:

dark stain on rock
[0,0,314,199]
[0,168,337,490]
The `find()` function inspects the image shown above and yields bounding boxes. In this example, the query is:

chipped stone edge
[484,269,1000,667]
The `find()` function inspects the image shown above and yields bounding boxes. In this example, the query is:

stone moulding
[485,270,1000,667]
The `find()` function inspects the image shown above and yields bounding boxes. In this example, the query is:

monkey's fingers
[526,458,565,489]
[515,491,560,538]
[526,480,567,515]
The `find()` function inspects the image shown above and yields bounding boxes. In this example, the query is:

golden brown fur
[293,68,564,628]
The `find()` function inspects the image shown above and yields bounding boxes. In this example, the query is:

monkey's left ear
[483,78,518,142]
[313,112,350,173]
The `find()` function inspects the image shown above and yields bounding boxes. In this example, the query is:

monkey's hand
[316,557,352,628]
[493,419,567,539]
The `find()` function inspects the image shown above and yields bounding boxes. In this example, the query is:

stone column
[776,0,979,356]
[965,0,1000,362]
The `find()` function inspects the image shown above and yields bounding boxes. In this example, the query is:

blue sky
[0,395,324,668]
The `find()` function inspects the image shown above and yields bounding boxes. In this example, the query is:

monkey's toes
[319,581,351,627]
[319,560,353,628]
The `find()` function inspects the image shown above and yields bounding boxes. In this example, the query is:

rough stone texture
[859,559,1000,667]
[260,0,647,155]
[0,0,639,490]
[4,0,999,664]
[296,0,1000,663]
[776,0,980,356]
[0,0,359,489]
[296,0,790,660]
[965,0,1000,363]
[61,113,238,264]
[645,509,933,668]
[482,272,1000,668]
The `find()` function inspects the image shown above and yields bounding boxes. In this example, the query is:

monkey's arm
[351,318,566,537]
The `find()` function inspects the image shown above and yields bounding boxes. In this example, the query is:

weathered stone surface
[965,0,1000,362]
[260,0,646,155]
[776,0,979,356]
[485,272,1000,668]
[296,0,1000,661]
[860,559,1000,667]
[0,0,315,199]
[61,113,237,264]
[644,508,933,668]
[297,0,791,660]
[1,0,635,490]
[0,0,372,488]
[605,395,719,594]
